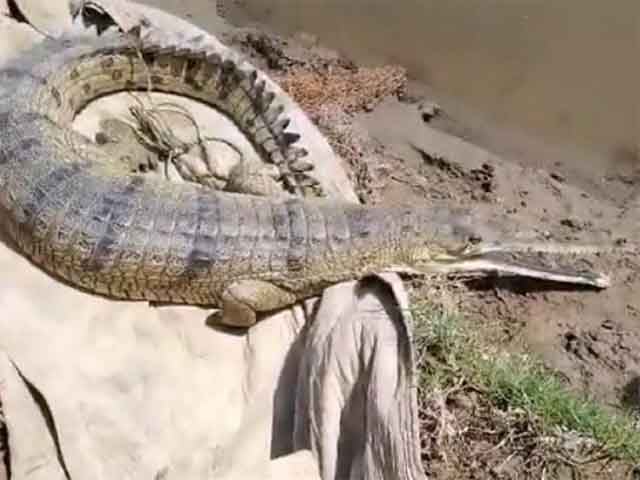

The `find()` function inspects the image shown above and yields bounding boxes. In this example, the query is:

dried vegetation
[238,30,408,202]
[413,301,640,479]
[276,64,407,117]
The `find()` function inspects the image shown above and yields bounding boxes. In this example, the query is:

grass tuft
[412,301,640,464]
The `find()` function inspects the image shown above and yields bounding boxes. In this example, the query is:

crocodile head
[393,212,610,289]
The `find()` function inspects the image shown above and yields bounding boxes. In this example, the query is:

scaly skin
[0,32,610,327]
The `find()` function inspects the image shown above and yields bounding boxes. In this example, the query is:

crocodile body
[0,32,609,326]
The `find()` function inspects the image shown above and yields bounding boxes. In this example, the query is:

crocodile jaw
[385,256,610,289]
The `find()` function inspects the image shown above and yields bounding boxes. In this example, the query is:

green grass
[412,302,640,463]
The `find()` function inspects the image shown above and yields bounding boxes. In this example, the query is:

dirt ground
[361,91,640,414]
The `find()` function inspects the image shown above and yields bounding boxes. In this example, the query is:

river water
[225,0,639,181]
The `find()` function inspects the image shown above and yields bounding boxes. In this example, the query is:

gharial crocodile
[0,29,613,327]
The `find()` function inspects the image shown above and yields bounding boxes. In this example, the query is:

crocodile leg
[129,52,323,197]
[97,114,294,196]
[211,280,298,327]
[96,118,162,174]
[96,103,318,197]
[225,160,290,197]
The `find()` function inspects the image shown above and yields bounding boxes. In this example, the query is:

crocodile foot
[169,143,228,190]
[225,161,288,197]
[97,111,324,197]
[96,118,161,174]
[207,280,297,327]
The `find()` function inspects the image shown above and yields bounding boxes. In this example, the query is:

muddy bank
[220,0,640,202]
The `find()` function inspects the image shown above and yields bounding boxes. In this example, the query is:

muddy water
[225,0,639,183]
